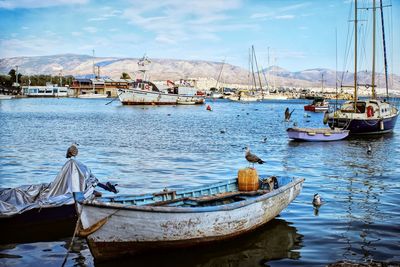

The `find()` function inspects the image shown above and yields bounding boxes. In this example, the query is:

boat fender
[367,106,374,117]
[323,112,329,124]
[380,120,384,130]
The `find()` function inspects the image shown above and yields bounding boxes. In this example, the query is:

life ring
[323,112,329,124]
[145,84,150,90]
[366,105,374,117]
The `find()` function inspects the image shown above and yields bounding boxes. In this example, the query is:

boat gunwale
[79,177,304,213]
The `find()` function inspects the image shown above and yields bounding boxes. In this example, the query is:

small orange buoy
[206,105,212,111]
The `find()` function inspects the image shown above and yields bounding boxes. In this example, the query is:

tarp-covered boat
[75,175,304,261]
[0,159,98,243]
[287,127,349,141]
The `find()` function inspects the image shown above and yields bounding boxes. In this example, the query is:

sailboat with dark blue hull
[326,0,399,135]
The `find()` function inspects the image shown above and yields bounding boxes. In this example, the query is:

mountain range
[1,54,399,92]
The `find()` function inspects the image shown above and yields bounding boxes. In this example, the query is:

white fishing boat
[75,175,304,261]
[117,56,204,105]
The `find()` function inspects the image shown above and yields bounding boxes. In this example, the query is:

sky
[0,0,399,74]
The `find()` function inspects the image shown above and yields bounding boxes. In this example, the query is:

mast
[371,0,376,99]
[215,58,225,92]
[92,49,95,93]
[354,0,358,111]
[380,0,389,98]
[252,46,263,97]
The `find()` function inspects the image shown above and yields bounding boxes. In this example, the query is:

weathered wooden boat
[75,175,304,261]
[0,159,98,243]
[287,127,349,142]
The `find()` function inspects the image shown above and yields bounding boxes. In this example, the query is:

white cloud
[122,0,243,43]
[0,0,89,9]
[83,27,97,33]
[275,15,295,20]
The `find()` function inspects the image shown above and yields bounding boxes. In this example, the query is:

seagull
[312,193,323,206]
[220,129,226,134]
[244,147,266,168]
[66,143,79,158]
[367,144,372,155]
[285,108,294,121]
[261,137,267,143]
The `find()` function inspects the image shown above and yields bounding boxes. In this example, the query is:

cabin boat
[117,56,204,105]
[304,97,329,112]
[74,175,304,261]
[325,0,399,134]
[0,159,97,243]
[287,127,349,142]
[22,84,70,97]
[117,80,205,105]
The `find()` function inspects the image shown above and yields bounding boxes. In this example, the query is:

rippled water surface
[1,98,399,266]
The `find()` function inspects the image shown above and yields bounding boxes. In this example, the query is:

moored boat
[0,159,98,243]
[304,97,329,112]
[325,0,399,134]
[74,175,304,261]
[117,57,204,105]
[0,94,14,100]
[287,127,349,142]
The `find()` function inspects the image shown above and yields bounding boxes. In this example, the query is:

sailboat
[325,0,398,134]
[228,46,262,102]
[77,50,108,99]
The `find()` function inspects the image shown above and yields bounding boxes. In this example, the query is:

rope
[105,91,123,105]
[61,215,81,267]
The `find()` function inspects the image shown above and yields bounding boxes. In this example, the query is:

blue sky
[0,0,399,74]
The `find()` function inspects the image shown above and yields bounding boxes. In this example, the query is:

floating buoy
[206,105,212,111]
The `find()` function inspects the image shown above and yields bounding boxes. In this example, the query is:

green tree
[120,72,131,79]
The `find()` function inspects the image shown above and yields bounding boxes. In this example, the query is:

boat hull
[0,204,77,243]
[78,177,304,261]
[328,113,398,135]
[118,89,204,105]
[287,127,349,141]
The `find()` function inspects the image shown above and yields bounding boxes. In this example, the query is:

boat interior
[95,176,290,208]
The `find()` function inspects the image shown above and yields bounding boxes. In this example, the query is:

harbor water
[0,98,399,266]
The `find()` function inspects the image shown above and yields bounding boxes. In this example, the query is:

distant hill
[1,54,399,92]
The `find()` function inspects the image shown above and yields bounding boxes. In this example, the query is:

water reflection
[95,218,303,267]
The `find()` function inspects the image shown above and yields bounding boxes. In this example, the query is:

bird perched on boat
[312,193,323,206]
[97,181,119,194]
[367,144,372,155]
[244,147,266,168]
[66,143,79,158]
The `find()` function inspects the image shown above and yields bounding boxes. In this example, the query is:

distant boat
[287,127,349,142]
[0,94,14,100]
[325,0,399,134]
[23,83,69,97]
[77,92,108,99]
[304,97,329,112]
[74,176,304,261]
[118,56,204,105]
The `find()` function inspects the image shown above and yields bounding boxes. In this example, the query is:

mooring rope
[105,91,123,105]
[61,215,82,267]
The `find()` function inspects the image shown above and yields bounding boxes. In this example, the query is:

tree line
[0,69,74,88]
